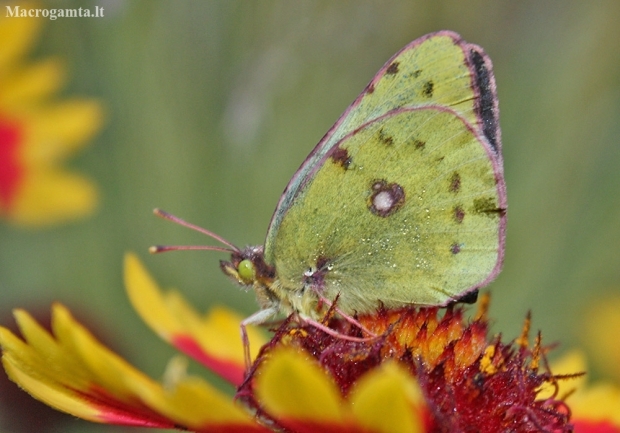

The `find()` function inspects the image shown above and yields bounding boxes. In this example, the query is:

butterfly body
[219,31,506,324]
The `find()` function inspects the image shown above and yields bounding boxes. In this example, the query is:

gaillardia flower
[0,10,103,227]
[0,253,617,432]
[547,351,620,433]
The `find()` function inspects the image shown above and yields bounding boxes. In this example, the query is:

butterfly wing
[263,32,506,314]
[265,31,502,254]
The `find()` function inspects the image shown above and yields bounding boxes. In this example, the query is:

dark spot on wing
[304,270,324,291]
[366,83,375,94]
[411,138,426,150]
[469,48,499,155]
[303,256,332,291]
[378,128,394,146]
[368,180,405,217]
[386,61,400,75]
[330,147,352,169]
[412,69,422,78]
[422,80,434,98]
[449,172,461,193]
[473,197,504,217]
[316,256,330,270]
[450,243,461,254]
[453,205,465,223]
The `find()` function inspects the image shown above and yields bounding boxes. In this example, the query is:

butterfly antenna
[149,208,240,254]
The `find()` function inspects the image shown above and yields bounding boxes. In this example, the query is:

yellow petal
[571,383,620,425]
[581,294,620,383]
[0,303,264,430]
[52,303,156,402]
[8,309,91,390]
[0,5,41,71]
[537,350,587,400]
[124,253,265,379]
[124,252,185,336]
[0,317,108,422]
[255,347,346,423]
[24,99,104,162]
[7,169,97,227]
[135,374,256,428]
[1,341,101,423]
[546,350,620,426]
[348,362,425,433]
[0,58,65,107]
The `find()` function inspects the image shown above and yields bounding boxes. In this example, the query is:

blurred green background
[1,0,620,431]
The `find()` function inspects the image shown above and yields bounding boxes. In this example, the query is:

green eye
[237,259,255,283]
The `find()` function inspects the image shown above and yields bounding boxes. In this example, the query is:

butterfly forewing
[265,31,500,254]
[339,34,488,148]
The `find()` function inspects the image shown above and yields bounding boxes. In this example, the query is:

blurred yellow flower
[548,351,620,433]
[0,11,102,227]
[581,294,620,384]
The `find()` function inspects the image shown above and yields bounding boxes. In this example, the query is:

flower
[580,294,620,384]
[0,253,616,432]
[239,300,570,432]
[0,255,269,432]
[0,9,103,227]
[546,351,620,433]
[548,293,620,433]
[0,306,90,433]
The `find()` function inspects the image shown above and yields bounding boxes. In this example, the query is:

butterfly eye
[238,259,256,283]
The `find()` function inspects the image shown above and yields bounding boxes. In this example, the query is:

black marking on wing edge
[456,290,479,304]
[386,61,400,75]
[473,197,505,216]
[469,48,499,155]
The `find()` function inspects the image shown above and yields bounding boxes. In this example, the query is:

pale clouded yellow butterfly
[152,30,506,348]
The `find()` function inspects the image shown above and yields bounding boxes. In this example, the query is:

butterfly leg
[240,307,278,370]
[312,289,377,338]
[298,315,379,343]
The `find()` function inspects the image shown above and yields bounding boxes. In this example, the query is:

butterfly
[152,30,506,349]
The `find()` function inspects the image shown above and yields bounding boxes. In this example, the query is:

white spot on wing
[373,191,394,212]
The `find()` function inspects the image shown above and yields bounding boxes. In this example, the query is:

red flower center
[0,116,23,210]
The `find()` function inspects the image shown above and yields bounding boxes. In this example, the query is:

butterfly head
[220,245,275,288]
